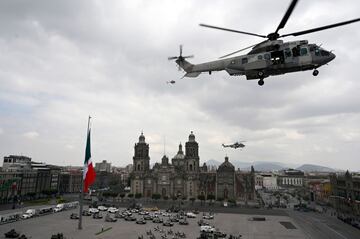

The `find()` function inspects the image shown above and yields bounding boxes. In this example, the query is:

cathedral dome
[188,131,196,142]
[218,156,235,172]
[173,143,185,160]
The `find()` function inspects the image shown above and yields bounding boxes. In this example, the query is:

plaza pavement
[0,207,307,239]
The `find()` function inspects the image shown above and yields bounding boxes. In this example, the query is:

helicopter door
[270,50,285,65]
[298,46,311,65]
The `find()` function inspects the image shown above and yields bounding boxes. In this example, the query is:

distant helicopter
[168,0,360,86]
[167,80,176,84]
[222,141,246,149]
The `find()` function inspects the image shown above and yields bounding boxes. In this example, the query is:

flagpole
[78,116,91,230]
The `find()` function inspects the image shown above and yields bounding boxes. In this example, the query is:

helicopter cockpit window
[257,55,263,60]
[315,48,320,56]
[264,53,270,60]
[284,48,292,58]
[300,48,308,56]
[242,58,248,64]
[320,50,330,56]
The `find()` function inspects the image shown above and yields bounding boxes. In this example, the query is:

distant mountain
[245,162,285,172]
[296,164,336,172]
[205,159,221,167]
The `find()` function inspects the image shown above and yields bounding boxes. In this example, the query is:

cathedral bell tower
[185,131,199,172]
[133,132,150,172]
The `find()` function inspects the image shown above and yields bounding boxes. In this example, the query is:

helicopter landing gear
[313,69,319,76]
[258,79,264,86]
[257,71,265,86]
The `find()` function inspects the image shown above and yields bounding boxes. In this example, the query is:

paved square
[0,208,307,239]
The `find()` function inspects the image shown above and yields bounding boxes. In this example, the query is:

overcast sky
[0,0,359,171]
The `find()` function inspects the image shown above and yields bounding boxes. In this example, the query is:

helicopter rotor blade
[275,0,298,34]
[180,44,183,56]
[168,56,178,60]
[280,18,360,37]
[219,41,267,59]
[199,23,267,38]
[182,55,194,59]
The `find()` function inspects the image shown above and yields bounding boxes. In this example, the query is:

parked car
[144,214,153,220]
[192,209,200,214]
[200,225,215,233]
[170,217,179,222]
[92,213,103,219]
[163,220,174,227]
[89,208,99,214]
[98,205,108,211]
[136,218,147,224]
[107,207,119,213]
[214,230,227,238]
[82,210,91,216]
[70,213,79,219]
[186,212,196,218]
[179,219,189,225]
[21,209,38,219]
[198,219,209,226]
[203,214,214,220]
[105,214,117,222]
[152,217,163,223]
[53,204,64,213]
[124,216,136,221]
[5,229,19,238]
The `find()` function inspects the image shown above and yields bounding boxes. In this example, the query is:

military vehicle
[169,0,359,86]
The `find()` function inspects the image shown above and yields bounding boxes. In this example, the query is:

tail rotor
[168,45,194,62]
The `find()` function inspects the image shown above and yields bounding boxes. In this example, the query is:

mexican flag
[83,127,96,193]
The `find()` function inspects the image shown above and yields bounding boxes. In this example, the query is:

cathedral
[130,132,255,201]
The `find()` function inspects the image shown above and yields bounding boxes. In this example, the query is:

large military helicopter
[222,141,246,149]
[168,0,359,86]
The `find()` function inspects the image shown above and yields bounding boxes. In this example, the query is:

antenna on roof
[163,135,166,156]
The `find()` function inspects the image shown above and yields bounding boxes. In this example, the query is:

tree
[127,193,134,198]
[207,194,215,205]
[198,195,205,206]
[119,193,125,202]
[152,193,161,201]
[135,193,142,199]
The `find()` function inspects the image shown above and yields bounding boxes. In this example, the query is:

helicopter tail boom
[176,59,194,73]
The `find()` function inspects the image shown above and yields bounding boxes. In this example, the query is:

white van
[21,209,38,219]
[53,204,64,212]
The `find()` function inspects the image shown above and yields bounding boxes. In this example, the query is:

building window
[162,175,166,181]
[147,179,151,184]
[190,164,193,171]
[257,55,263,60]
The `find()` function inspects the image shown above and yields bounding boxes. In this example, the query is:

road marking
[322,224,347,239]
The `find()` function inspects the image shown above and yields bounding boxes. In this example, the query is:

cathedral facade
[130,132,255,201]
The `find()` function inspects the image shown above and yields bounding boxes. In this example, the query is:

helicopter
[222,141,246,149]
[166,80,176,84]
[168,0,360,86]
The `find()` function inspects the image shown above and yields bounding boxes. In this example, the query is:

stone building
[330,171,360,218]
[130,132,255,201]
[95,160,111,173]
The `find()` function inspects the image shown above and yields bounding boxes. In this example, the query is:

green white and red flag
[83,125,96,193]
